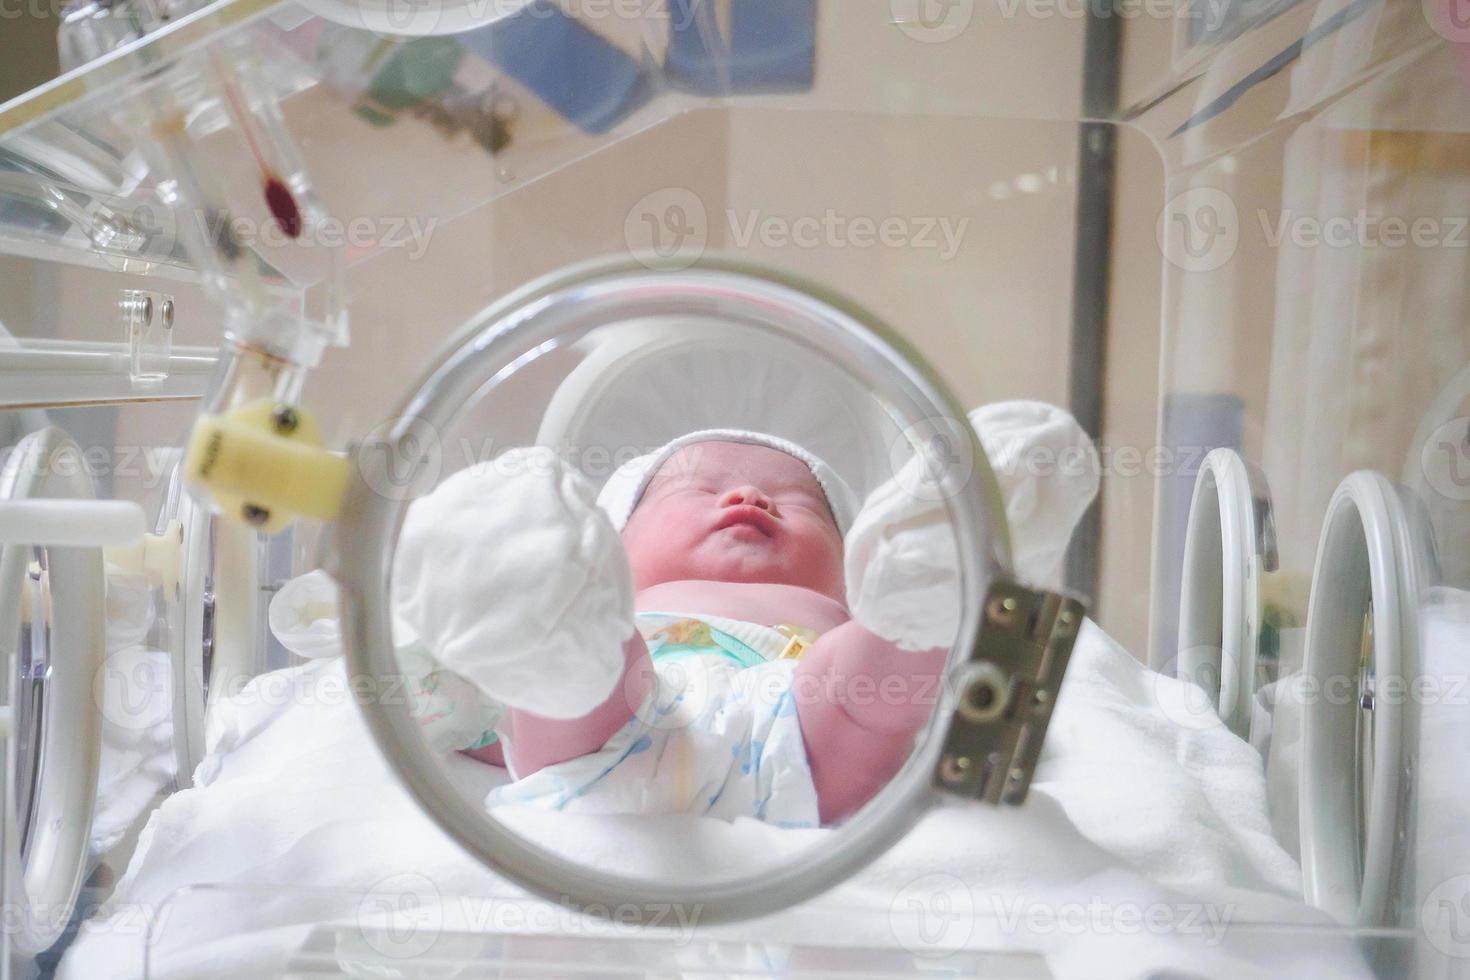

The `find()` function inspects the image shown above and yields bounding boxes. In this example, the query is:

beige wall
[723,110,1081,411]
[0,3,61,104]
[310,107,734,446]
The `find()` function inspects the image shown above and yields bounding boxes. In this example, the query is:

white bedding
[57,621,1368,980]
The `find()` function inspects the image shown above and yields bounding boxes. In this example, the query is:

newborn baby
[393,430,953,828]
[510,435,945,825]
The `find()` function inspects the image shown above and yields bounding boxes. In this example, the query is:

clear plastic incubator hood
[0,0,1467,977]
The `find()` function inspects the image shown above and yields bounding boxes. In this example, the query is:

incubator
[0,0,1466,976]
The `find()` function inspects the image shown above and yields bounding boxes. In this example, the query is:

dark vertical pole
[1064,2,1121,601]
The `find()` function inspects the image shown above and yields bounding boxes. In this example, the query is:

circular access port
[0,428,106,953]
[1177,448,1277,738]
[162,469,257,789]
[331,257,1014,924]
[1299,471,1435,927]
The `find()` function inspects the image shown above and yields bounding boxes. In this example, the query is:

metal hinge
[935,580,1084,805]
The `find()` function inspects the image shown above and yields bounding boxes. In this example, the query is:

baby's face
[621,442,845,602]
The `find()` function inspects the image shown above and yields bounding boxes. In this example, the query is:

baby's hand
[392,448,634,720]
[845,403,1100,651]
[267,568,505,753]
[844,448,965,653]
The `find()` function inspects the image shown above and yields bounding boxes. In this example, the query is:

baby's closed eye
[648,480,714,499]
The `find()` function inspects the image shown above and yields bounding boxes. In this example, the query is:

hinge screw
[271,405,300,434]
[939,754,971,786]
[988,594,1019,625]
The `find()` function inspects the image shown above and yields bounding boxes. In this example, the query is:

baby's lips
[714,505,779,537]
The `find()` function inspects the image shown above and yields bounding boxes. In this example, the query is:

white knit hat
[596,429,859,533]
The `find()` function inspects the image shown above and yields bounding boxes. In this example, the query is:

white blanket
[57,621,1366,980]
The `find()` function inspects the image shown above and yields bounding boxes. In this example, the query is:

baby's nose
[720,485,775,512]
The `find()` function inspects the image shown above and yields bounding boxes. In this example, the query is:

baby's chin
[634,579,851,631]
[626,534,846,608]
[694,547,839,594]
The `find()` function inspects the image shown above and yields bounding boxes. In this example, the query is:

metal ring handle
[1177,448,1277,738]
[0,427,106,954]
[330,255,1014,924]
[1299,471,1432,926]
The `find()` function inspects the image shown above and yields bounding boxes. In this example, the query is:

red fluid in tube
[214,54,305,241]
[264,176,303,239]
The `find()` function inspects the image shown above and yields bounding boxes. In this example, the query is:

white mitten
[845,402,1099,651]
[845,451,965,652]
[391,447,635,720]
[104,562,157,654]
[268,569,505,752]
[268,569,346,660]
[970,400,1099,586]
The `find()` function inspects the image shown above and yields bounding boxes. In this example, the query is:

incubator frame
[0,0,1458,970]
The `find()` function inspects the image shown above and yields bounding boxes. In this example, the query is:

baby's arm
[498,632,651,778]
[393,448,639,770]
[795,624,946,824]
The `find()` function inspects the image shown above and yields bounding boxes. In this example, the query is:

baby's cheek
[770,521,836,586]
[623,523,698,589]
[623,531,661,579]
[796,520,844,565]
